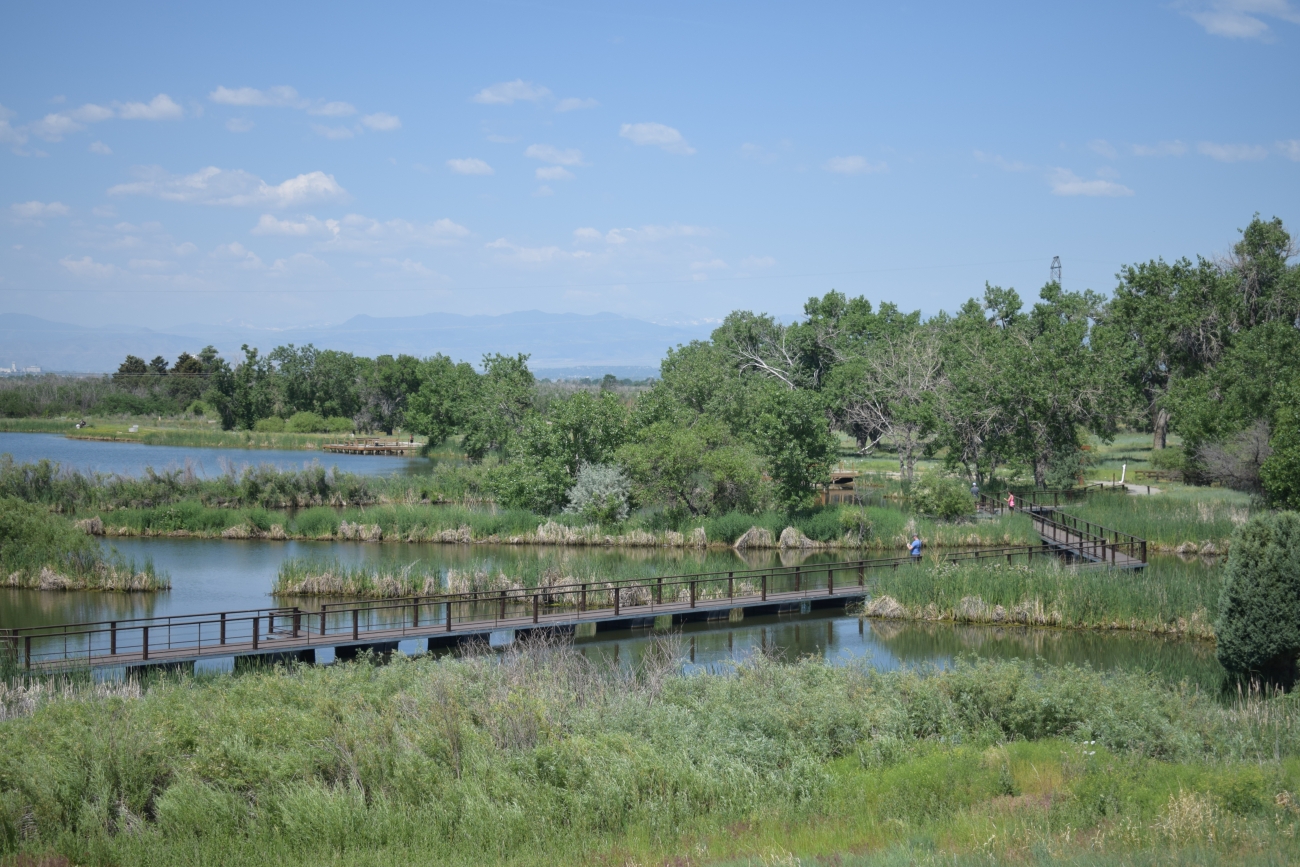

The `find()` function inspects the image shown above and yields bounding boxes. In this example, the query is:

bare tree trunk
[1152,406,1169,450]
[1033,453,1049,488]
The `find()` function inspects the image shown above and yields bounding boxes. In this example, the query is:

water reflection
[574,612,1226,691]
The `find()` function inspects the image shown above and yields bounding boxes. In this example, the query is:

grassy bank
[1069,486,1254,553]
[82,500,1039,551]
[2,647,1300,865]
[861,557,1220,639]
[0,497,167,592]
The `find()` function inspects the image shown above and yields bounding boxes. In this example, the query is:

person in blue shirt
[909,534,922,559]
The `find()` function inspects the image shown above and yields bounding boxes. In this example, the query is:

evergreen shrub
[1216,511,1300,684]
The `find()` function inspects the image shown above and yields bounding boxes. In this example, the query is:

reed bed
[2,645,1300,865]
[861,556,1221,638]
[1068,489,1254,552]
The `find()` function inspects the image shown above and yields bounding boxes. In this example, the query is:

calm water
[0,432,431,478]
[0,533,1225,688]
[576,611,1225,691]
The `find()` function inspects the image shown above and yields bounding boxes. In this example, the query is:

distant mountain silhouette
[0,311,714,375]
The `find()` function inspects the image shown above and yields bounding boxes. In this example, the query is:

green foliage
[909,475,974,520]
[563,462,631,524]
[405,353,479,445]
[1216,511,1300,683]
[0,495,164,588]
[617,417,764,517]
[285,411,328,433]
[1262,380,1300,509]
[461,353,535,459]
[252,416,285,432]
[754,385,838,512]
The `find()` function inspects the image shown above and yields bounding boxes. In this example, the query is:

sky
[1,0,1298,333]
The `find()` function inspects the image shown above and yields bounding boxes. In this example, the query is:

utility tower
[1050,256,1062,284]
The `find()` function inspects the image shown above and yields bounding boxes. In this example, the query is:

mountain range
[0,311,721,378]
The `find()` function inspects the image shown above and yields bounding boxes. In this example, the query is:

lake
[0,432,432,478]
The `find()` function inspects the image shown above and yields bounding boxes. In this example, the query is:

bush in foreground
[1216,510,1300,684]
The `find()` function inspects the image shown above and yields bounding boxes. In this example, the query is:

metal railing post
[828,568,834,596]
[794,567,800,592]
[24,636,31,670]
[689,581,696,609]
[110,621,117,655]
[320,610,327,636]
[656,577,663,604]
[219,613,227,645]
[728,572,734,599]
[858,564,864,586]
[761,574,767,601]
[613,587,620,616]
[580,584,587,612]
[533,593,540,623]
[292,607,301,638]
[252,617,259,651]
[351,609,359,641]
[413,601,421,629]
[446,601,453,632]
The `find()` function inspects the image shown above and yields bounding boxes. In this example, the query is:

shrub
[286,411,328,433]
[796,507,845,542]
[563,462,631,524]
[909,476,974,520]
[1149,445,1185,472]
[1215,511,1300,684]
[253,416,286,432]
[325,415,354,433]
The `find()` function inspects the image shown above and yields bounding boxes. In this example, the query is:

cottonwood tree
[829,327,943,483]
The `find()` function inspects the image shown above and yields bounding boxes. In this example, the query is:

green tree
[1262,379,1300,509]
[752,385,838,512]
[461,353,535,459]
[112,355,148,385]
[405,355,480,446]
[1216,511,1300,685]
[617,417,764,517]
[168,352,208,403]
[357,354,421,434]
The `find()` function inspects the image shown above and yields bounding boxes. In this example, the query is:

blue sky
[2,1,1298,332]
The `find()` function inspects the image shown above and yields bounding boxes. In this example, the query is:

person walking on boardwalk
[909,534,922,560]
[1007,492,1016,512]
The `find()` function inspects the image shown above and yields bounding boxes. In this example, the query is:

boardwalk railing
[3,556,932,672]
[976,484,1124,516]
[1025,505,1146,566]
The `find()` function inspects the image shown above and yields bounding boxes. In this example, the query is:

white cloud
[361,112,401,131]
[28,113,83,142]
[1178,1,1300,39]
[574,224,711,246]
[68,104,114,123]
[1132,140,1188,157]
[823,155,886,174]
[174,241,198,255]
[209,85,306,108]
[473,80,552,105]
[1049,168,1134,197]
[89,140,112,154]
[1197,141,1269,161]
[525,144,584,165]
[251,214,339,238]
[115,94,183,120]
[1087,139,1118,159]
[309,101,356,117]
[226,118,255,133]
[536,166,574,181]
[556,97,598,112]
[60,255,118,278]
[379,257,440,277]
[691,259,727,271]
[619,122,694,155]
[740,143,778,164]
[741,255,776,269]
[256,214,470,253]
[974,151,1034,172]
[486,133,518,143]
[447,158,494,175]
[534,185,554,197]
[211,241,264,269]
[0,104,24,146]
[486,238,591,263]
[1279,140,1300,161]
[11,201,70,219]
[573,227,603,242]
[109,166,348,208]
[312,124,354,140]
[92,205,117,218]
[128,258,169,270]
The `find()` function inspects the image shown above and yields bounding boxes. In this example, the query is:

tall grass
[2,648,1300,865]
[1068,490,1254,550]
[863,556,1221,637]
[0,496,167,591]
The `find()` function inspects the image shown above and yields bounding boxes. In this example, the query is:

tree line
[4,214,1296,516]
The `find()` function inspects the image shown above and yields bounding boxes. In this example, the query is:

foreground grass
[2,648,1300,866]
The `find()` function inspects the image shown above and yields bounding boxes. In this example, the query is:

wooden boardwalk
[322,439,421,455]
